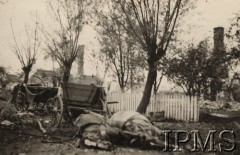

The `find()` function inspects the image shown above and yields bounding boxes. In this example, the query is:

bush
[0,101,18,122]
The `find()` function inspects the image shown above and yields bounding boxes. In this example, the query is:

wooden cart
[62,83,110,116]
[11,83,63,130]
[49,83,112,128]
[11,83,59,111]
[12,82,115,130]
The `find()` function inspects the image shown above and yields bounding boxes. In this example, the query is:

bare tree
[43,0,87,83]
[10,18,40,84]
[94,6,145,92]
[113,0,195,113]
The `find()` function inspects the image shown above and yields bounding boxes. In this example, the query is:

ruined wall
[77,45,85,76]
[213,27,224,52]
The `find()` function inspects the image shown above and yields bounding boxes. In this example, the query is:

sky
[0,0,98,75]
[182,0,240,43]
[0,0,240,89]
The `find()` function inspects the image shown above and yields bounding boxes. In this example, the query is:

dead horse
[74,111,164,150]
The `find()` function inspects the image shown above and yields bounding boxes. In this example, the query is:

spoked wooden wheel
[33,102,45,111]
[96,99,111,117]
[14,92,29,111]
[43,95,63,131]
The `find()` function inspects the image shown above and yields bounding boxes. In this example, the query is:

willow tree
[113,0,195,113]
[43,0,87,83]
[226,11,240,65]
[10,19,40,83]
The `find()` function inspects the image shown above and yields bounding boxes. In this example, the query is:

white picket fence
[107,92,199,122]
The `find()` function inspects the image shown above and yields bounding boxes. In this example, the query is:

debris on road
[37,119,47,133]
[1,120,14,126]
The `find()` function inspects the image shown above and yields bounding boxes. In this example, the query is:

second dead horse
[74,110,167,150]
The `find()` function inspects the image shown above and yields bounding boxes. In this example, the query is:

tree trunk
[23,67,31,84]
[210,80,217,101]
[120,87,125,93]
[137,66,157,113]
[62,64,72,124]
[63,65,72,83]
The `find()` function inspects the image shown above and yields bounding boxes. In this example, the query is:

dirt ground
[1,100,240,155]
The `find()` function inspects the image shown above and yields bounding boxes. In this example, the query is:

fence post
[194,96,199,122]
[107,91,199,122]
[184,95,187,121]
[191,96,194,122]
[176,94,178,120]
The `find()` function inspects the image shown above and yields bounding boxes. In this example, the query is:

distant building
[29,69,59,87]
[68,45,101,85]
[2,74,20,90]
[29,46,101,86]
[77,45,84,76]
[69,75,100,85]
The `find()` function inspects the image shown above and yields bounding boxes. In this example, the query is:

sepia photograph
[0,0,240,154]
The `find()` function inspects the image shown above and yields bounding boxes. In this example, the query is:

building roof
[1,74,20,86]
[69,75,99,85]
[31,69,56,78]
[5,74,20,83]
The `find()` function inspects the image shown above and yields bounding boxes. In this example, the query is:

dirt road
[1,101,240,155]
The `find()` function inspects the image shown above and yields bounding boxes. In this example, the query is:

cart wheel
[46,98,54,114]
[44,95,63,131]
[14,92,29,111]
[33,102,44,111]
[42,95,63,131]
[95,99,104,110]
[97,99,111,117]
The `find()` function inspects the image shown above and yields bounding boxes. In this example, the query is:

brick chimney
[213,27,224,51]
[77,45,84,76]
